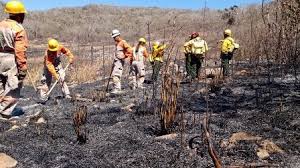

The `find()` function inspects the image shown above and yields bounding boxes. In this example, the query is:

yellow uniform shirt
[184,37,208,55]
[149,44,167,62]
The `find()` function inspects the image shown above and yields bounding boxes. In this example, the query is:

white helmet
[112,29,120,38]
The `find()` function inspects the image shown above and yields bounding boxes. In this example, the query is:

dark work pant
[190,54,204,79]
[221,54,232,76]
[185,53,192,77]
[151,61,162,82]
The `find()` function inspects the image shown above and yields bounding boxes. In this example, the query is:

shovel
[41,63,70,102]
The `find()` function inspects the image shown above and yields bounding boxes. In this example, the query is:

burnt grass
[0,66,300,168]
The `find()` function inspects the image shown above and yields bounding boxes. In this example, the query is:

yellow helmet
[139,38,146,44]
[5,1,27,14]
[48,39,59,52]
[224,29,232,36]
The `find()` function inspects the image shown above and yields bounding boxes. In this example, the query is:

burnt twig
[203,114,222,168]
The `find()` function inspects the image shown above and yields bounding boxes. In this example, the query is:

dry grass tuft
[24,57,104,87]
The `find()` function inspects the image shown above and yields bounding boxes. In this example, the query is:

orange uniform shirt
[115,38,132,60]
[44,45,74,79]
[0,19,29,71]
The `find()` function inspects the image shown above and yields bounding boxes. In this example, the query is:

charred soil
[0,65,299,168]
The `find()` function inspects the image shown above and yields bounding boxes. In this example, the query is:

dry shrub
[23,56,103,86]
[68,59,102,84]
[24,57,44,87]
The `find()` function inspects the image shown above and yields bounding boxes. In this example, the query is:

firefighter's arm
[15,29,28,71]
[45,56,59,80]
[60,46,74,64]
[157,45,167,56]
[185,40,193,46]
[183,41,191,53]
[123,41,133,59]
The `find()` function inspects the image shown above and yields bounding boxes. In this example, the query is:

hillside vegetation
[0,1,299,81]
[1,2,232,43]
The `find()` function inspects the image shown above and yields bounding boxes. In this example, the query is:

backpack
[192,38,205,55]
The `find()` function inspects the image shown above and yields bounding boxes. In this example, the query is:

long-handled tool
[43,63,70,101]
[105,61,115,93]
[27,69,37,92]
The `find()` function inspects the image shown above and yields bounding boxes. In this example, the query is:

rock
[110,99,116,103]
[35,117,46,124]
[0,153,18,168]
[235,69,248,76]
[8,125,20,132]
[257,148,270,160]
[291,119,300,127]
[259,140,284,154]
[121,103,135,112]
[231,87,245,95]
[155,133,177,141]
[222,132,262,148]
[75,94,81,98]
[197,88,208,95]
[229,132,262,144]
[0,144,7,148]
[9,120,17,125]
[93,105,100,108]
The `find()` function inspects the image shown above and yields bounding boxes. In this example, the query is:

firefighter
[39,39,74,100]
[149,41,167,83]
[220,29,239,77]
[184,32,208,80]
[111,29,132,94]
[129,37,149,90]
[183,33,197,80]
[0,1,29,118]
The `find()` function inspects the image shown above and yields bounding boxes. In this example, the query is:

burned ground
[0,64,300,168]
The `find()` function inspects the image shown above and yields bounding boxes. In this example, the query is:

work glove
[18,69,27,81]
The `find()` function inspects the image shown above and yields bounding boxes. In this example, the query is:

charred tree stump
[73,105,88,144]
[160,74,180,134]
